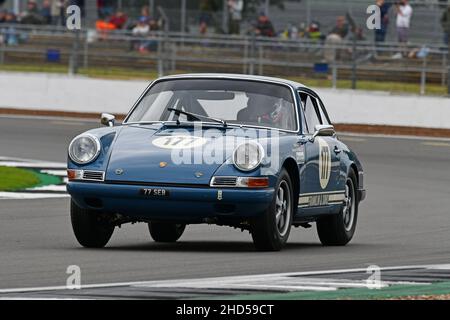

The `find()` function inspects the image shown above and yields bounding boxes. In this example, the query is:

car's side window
[315,98,330,125]
[299,93,308,133]
[300,93,321,134]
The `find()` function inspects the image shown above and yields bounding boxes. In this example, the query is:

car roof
[157,73,311,91]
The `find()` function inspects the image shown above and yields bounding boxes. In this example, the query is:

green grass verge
[209,281,450,300]
[0,166,40,191]
[0,166,62,191]
[285,77,448,96]
[0,63,159,80]
[34,171,63,188]
[0,63,447,96]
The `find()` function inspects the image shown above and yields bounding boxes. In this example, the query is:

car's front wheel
[316,169,359,246]
[70,200,115,248]
[251,169,294,251]
[148,222,186,243]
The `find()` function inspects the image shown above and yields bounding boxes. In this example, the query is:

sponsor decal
[152,135,207,150]
[318,137,331,189]
[308,194,330,207]
[298,191,345,208]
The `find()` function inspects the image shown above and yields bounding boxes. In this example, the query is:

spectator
[255,12,275,37]
[132,17,150,36]
[441,6,449,45]
[1,12,19,45]
[109,10,127,30]
[0,10,6,23]
[51,0,67,26]
[199,0,213,32]
[394,0,413,57]
[5,12,17,24]
[21,0,44,25]
[228,0,243,35]
[41,0,52,24]
[139,5,151,23]
[199,20,208,35]
[306,21,323,41]
[97,0,114,19]
[132,17,153,53]
[374,0,392,43]
[324,16,349,62]
[329,16,348,39]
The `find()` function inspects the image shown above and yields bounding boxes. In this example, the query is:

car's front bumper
[67,182,275,221]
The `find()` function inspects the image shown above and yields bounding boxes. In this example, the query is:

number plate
[140,188,170,198]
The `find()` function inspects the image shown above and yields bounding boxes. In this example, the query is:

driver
[237,94,283,127]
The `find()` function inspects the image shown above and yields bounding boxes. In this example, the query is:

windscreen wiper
[167,108,227,127]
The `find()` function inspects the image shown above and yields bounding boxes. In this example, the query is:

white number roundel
[152,135,207,149]
[318,137,331,189]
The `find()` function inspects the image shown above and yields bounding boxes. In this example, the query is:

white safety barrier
[0,72,147,115]
[0,72,449,129]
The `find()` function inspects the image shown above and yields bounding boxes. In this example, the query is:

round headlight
[233,141,264,172]
[68,134,101,165]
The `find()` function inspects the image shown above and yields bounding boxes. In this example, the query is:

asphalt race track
[1,116,450,293]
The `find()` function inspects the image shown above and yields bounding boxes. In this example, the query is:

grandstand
[0,0,449,95]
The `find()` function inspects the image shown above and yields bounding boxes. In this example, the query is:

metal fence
[0,24,448,95]
[1,0,449,44]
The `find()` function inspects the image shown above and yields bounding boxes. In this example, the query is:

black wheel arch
[282,157,300,209]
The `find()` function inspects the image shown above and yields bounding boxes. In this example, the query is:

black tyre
[70,200,114,248]
[317,169,359,246]
[148,222,186,243]
[251,169,294,251]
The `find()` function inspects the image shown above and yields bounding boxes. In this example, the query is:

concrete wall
[316,89,450,129]
[0,72,148,115]
[1,72,449,129]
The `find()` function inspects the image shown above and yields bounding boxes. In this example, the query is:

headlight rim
[68,133,101,165]
[232,141,265,172]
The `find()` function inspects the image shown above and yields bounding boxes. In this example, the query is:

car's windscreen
[126,79,297,131]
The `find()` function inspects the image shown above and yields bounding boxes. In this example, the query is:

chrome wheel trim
[275,180,291,237]
[343,178,356,232]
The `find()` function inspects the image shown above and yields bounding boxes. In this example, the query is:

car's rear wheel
[148,222,186,243]
[70,200,115,248]
[316,169,359,246]
[251,169,294,251]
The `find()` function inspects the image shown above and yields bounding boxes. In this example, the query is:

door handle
[334,146,342,154]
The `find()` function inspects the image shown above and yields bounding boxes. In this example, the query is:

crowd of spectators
[95,5,161,52]
[0,0,69,27]
[1,0,448,56]
[0,0,83,45]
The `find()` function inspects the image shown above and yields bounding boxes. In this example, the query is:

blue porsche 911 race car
[67,74,366,251]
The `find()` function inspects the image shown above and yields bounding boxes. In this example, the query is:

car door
[298,91,341,209]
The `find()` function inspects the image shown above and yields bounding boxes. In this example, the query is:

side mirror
[310,124,335,142]
[101,113,115,127]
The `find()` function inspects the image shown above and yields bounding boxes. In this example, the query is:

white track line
[0,161,66,169]
[40,170,67,176]
[0,157,68,199]
[339,132,450,142]
[0,114,97,123]
[26,185,67,192]
[0,263,447,295]
[0,192,69,200]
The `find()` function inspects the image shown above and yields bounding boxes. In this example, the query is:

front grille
[82,170,105,181]
[211,177,238,187]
